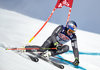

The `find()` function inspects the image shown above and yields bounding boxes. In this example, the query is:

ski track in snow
[0,8,100,70]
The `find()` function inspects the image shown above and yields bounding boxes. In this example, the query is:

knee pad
[62,45,69,52]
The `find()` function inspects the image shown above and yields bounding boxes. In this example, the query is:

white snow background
[0,8,100,70]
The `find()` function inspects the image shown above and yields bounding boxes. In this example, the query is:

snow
[0,8,100,70]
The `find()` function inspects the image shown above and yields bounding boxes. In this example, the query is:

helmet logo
[68,23,77,31]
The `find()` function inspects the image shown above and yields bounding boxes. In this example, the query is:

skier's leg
[25,45,40,52]
[40,36,52,52]
[51,45,69,56]
[25,36,52,52]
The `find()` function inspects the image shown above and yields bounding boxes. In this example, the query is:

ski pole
[6,48,57,50]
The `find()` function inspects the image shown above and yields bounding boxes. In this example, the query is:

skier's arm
[51,25,63,45]
[71,35,79,66]
[71,35,79,59]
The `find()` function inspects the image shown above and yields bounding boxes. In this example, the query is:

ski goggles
[68,29,75,33]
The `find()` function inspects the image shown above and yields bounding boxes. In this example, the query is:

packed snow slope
[0,8,100,70]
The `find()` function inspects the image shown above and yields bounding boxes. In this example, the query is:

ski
[29,52,64,69]
[27,54,39,62]
[1,45,38,62]
[2,46,64,69]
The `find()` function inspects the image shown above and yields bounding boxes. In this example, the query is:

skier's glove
[54,42,62,50]
[73,57,79,66]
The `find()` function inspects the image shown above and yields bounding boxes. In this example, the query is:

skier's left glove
[73,57,79,66]
[54,42,62,50]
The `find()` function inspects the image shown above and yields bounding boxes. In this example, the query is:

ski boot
[40,50,52,60]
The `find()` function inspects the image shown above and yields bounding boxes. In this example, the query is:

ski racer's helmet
[66,20,77,33]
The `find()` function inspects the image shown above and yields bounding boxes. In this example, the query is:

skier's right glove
[73,57,79,66]
[54,42,62,50]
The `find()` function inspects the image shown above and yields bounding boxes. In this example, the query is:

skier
[26,20,79,66]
